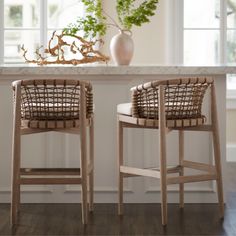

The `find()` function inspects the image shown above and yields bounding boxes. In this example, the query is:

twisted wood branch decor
[21,31,109,65]
[131,77,213,120]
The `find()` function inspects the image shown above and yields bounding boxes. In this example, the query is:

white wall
[227,110,236,143]
[226,110,236,162]
[102,0,167,64]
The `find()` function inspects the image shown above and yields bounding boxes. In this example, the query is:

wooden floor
[0,202,235,235]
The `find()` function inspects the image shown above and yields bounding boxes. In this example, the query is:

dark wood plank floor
[0,202,235,235]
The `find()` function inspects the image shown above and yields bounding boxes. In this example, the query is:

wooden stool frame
[117,77,224,225]
[11,79,94,225]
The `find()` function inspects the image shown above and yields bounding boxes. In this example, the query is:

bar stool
[11,79,94,225]
[117,77,224,225]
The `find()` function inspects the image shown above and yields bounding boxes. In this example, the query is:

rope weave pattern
[132,77,212,120]
[14,80,93,122]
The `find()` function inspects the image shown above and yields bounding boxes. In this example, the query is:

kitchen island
[0,64,235,204]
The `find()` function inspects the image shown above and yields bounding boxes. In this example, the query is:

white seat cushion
[117,103,132,116]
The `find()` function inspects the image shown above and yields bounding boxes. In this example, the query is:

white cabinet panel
[0,67,228,203]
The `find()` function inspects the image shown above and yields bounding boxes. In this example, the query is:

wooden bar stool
[11,79,94,225]
[117,77,224,225]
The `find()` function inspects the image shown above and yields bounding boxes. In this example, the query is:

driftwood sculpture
[21,31,109,65]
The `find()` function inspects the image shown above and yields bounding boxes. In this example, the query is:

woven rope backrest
[13,79,93,121]
[131,77,213,120]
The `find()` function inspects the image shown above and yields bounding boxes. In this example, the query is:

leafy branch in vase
[63,0,159,38]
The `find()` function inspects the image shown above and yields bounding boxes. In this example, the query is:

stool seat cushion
[117,103,132,116]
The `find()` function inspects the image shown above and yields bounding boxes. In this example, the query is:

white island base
[0,65,233,204]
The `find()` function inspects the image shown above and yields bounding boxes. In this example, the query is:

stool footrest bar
[182,160,216,173]
[20,168,81,176]
[167,174,217,185]
[120,165,160,178]
[20,177,82,185]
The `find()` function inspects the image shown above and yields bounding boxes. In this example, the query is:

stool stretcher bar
[20,177,82,185]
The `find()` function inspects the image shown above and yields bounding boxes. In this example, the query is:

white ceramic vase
[110,30,134,65]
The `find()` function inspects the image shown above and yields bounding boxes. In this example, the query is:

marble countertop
[0,64,236,75]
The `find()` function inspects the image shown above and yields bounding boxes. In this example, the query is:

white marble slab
[0,64,236,76]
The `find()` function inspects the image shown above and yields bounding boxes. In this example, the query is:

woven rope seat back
[12,79,93,129]
[131,77,213,127]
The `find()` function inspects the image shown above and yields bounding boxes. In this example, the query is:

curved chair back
[131,77,213,120]
[12,79,93,128]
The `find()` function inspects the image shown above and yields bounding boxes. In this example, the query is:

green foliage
[63,0,159,39]
[64,15,106,38]
[6,6,23,27]
[63,0,107,39]
[116,0,159,30]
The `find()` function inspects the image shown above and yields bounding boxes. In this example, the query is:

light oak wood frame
[11,79,94,226]
[117,77,224,226]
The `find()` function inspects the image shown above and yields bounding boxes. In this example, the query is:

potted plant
[63,0,159,65]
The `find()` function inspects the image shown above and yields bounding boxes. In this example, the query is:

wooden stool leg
[16,183,21,214]
[11,138,21,226]
[89,118,94,212]
[80,131,88,224]
[211,83,224,218]
[80,84,88,224]
[11,84,21,226]
[212,128,224,218]
[159,85,167,226]
[118,119,124,215]
[179,130,184,208]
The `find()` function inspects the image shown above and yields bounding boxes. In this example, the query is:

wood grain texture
[80,83,88,224]
[211,82,224,218]
[120,166,160,178]
[159,85,167,226]
[0,203,229,235]
[118,120,124,215]
[179,130,184,208]
[11,82,21,225]
[89,117,94,212]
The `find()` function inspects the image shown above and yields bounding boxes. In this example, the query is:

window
[0,0,84,63]
[184,0,220,65]
[226,0,236,90]
[182,0,236,65]
[176,0,236,162]
[178,0,236,91]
